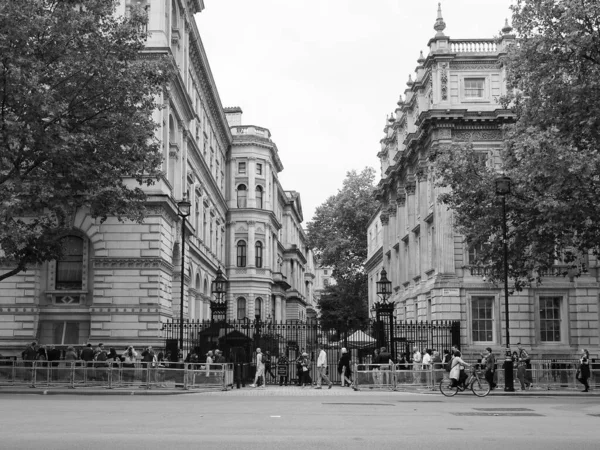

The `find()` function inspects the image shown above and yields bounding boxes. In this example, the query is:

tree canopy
[431,0,600,290]
[306,167,377,328]
[0,0,172,281]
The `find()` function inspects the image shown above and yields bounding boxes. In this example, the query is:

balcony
[230,125,271,139]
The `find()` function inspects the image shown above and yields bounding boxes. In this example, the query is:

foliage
[307,167,377,326]
[431,0,600,290]
[306,167,377,282]
[316,276,369,333]
[0,0,172,281]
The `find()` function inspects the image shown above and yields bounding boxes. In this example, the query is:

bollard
[236,363,241,389]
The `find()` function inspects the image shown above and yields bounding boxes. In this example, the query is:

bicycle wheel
[439,379,458,397]
[471,377,491,397]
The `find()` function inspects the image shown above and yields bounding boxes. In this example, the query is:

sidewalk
[1,383,598,396]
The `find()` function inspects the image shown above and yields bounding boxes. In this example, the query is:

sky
[196,0,515,224]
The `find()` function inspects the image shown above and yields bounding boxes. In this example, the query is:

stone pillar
[396,191,406,284]
[229,157,237,209]
[264,163,272,210]
[405,182,416,280]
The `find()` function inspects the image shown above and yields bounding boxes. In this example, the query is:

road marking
[270,415,281,418]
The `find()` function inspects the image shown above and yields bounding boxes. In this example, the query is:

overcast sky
[197,0,515,224]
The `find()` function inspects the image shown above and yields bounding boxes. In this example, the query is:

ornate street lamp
[177,194,191,356]
[374,268,395,356]
[495,175,515,392]
[210,267,228,322]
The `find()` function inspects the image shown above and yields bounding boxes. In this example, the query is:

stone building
[366,6,600,358]
[0,0,315,356]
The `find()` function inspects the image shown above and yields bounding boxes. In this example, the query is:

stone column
[229,157,237,209]
[405,181,416,280]
[396,190,406,284]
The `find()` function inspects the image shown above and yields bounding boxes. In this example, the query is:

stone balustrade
[450,39,497,53]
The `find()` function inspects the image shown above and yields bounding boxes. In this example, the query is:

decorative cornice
[92,258,174,272]
[380,211,390,225]
[405,183,417,195]
[454,129,503,141]
[396,192,406,207]
[449,61,501,70]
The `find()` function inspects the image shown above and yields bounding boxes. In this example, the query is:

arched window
[237,184,247,208]
[255,185,263,209]
[195,274,201,290]
[255,297,262,319]
[169,115,176,143]
[171,0,178,29]
[255,241,263,268]
[203,278,209,296]
[237,240,247,267]
[56,236,84,290]
[237,297,246,320]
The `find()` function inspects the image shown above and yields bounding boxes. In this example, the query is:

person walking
[516,343,532,390]
[315,345,333,389]
[277,352,290,386]
[432,350,443,385]
[577,349,591,392]
[296,350,306,386]
[299,352,311,387]
[122,346,138,384]
[264,350,276,383]
[250,348,265,388]
[64,346,78,388]
[412,347,422,384]
[483,347,497,390]
[338,348,353,388]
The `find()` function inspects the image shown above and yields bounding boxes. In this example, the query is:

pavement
[1,383,597,396]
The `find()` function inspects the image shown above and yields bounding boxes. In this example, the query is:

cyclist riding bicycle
[449,350,472,388]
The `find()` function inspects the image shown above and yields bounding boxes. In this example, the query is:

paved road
[1,390,599,449]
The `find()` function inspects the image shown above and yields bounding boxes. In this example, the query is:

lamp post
[177,194,191,356]
[210,266,228,322]
[375,269,395,356]
[495,175,515,392]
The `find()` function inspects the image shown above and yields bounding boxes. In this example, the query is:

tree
[307,167,377,282]
[316,276,369,333]
[307,167,377,326]
[431,0,600,290]
[0,0,172,281]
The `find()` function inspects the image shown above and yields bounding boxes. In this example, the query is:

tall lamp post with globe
[374,269,394,356]
[495,175,515,392]
[177,195,191,356]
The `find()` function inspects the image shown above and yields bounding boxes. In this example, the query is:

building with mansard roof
[0,0,316,356]
[366,5,600,358]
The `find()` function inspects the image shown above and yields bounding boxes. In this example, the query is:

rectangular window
[464,78,485,98]
[256,163,263,175]
[540,296,562,342]
[238,161,246,174]
[471,296,494,342]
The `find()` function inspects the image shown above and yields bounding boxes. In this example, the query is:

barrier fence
[351,361,597,392]
[0,360,234,391]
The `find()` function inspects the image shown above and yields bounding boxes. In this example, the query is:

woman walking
[338,348,353,388]
[577,349,591,392]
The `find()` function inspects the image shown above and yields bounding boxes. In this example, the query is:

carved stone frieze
[396,192,406,207]
[387,205,397,217]
[454,130,503,142]
[92,258,174,273]
[405,183,417,195]
[440,63,448,101]
[435,128,452,140]
[449,62,501,71]
[380,211,390,225]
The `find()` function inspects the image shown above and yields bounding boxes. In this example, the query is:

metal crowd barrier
[0,360,234,391]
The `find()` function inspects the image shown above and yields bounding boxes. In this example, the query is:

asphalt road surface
[1,391,599,449]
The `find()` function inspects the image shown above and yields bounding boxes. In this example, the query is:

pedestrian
[277,352,290,386]
[412,347,422,384]
[106,347,120,385]
[299,352,311,387]
[205,350,214,377]
[483,347,497,390]
[64,346,78,388]
[215,349,226,364]
[397,352,408,384]
[94,343,109,382]
[516,343,532,390]
[577,349,591,392]
[315,345,333,389]
[122,346,138,383]
[22,341,37,362]
[47,345,61,381]
[449,350,471,388]
[338,347,353,388]
[441,349,451,370]
[372,348,381,385]
[377,346,393,386]
[422,349,432,385]
[264,351,275,383]
[296,350,305,386]
[250,348,265,388]
[141,346,155,386]
[432,350,443,384]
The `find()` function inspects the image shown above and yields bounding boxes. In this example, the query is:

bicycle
[439,367,491,397]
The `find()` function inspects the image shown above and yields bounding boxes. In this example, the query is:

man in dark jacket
[483,347,497,390]
[80,343,95,366]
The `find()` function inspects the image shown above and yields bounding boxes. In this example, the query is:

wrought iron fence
[161,319,460,366]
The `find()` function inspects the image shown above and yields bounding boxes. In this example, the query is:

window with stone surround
[256,163,263,175]
[256,185,263,209]
[255,241,263,268]
[539,296,562,342]
[255,297,262,319]
[237,184,247,208]
[237,240,247,267]
[471,296,494,342]
[238,161,246,174]
[464,78,485,98]
[237,297,246,320]
[56,236,84,290]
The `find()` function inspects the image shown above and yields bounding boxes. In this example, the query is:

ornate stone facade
[367,6,600,358]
